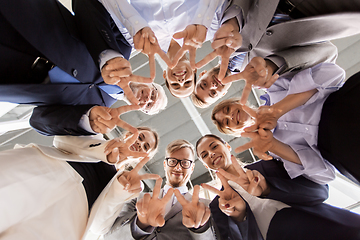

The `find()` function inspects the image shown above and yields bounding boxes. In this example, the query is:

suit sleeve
[104,198,139,240]
[247,160,329,206]
[72,0,132,65]
[30,105,96,136]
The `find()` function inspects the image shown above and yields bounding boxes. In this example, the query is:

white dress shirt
[261,63,345,184]
[98,0,227,52]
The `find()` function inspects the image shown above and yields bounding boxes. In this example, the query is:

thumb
[173,30,187,39]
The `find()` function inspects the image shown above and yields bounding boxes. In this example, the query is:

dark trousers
[318,71,360,185]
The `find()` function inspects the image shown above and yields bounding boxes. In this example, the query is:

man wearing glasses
[104,139,216,240]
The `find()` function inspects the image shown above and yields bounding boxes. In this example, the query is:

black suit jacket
[0,0,132,135]
[209,160,360,240]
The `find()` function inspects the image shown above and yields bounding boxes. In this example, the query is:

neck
[224,164,240,177]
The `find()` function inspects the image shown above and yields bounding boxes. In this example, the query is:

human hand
[217,155,269,197]
[202,172,246,222]
[134,27,172,79]
[174,185,211,228]
[89,106,113,134]
[241,105,280,133]
[136,178,174,229]
[117,157,161,194]
[235,128,274,160]
[196,18,242,80]
[104,131,149,164]
[90,104,141,134]
[222,57,279,104]
[172,24,207,69]
[101,57,153,105]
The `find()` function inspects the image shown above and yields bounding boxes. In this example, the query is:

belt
[30,57,55,84]
[277,0,306,19]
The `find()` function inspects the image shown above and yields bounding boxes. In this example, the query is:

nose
[174,162,183,170]
[136,141,142,152]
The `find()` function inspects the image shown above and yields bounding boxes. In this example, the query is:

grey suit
[104,190,217,240]
[232,0,360,74]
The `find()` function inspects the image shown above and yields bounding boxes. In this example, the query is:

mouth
[213,75,223,86]
[237,109,241,125]
[212,156,222,166]
[171,172,183,177]
[130,144,138,152]
[173,70,186,77]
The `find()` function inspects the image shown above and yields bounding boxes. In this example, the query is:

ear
[225,142,232,151]
[163,160,167,170]
[199,70,207,77]
[163,70,167,79]
[221,89,228,96]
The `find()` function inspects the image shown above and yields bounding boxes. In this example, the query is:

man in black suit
[0,0,167,136]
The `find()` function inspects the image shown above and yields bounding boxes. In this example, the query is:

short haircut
[165,139,195,160]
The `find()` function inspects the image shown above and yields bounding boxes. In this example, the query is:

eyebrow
[209,141,215,148]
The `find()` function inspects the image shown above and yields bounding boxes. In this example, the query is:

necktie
[48,66,80,83]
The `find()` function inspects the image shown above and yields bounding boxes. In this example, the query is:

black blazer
[209,160,360,240]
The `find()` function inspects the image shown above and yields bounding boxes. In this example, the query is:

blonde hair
[165,139,195,160]
[147,83,167,115]
[211,97,254,137]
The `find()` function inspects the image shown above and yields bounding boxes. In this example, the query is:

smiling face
[193,69,231,107]
[129,82,167,115]
[196,136,232,171]
[214,103,251,133]
[125,129,157,155]
[164,147,195,188]
[164,60,195,98]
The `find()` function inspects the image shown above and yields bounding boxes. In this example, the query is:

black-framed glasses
[165,157,193,169]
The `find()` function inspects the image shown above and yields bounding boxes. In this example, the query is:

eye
[151,90,156,100]
[201,152,208,159]
[184,81,192,88]
[147,102,152,108]
[144,143,150,152]
[171,83,181,89]
[224,106,230,114]
[139,133,145,141]
[223,118,229,127]
[210,90,217,97]
[212,144,218,150]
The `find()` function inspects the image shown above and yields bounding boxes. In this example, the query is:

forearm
[271,89,318,119]
[269,138,302,165]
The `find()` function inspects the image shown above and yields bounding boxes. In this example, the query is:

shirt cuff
[99,50,125,70]
[265,55,286,75]
[131,216,155,239]
[78,107,97,134]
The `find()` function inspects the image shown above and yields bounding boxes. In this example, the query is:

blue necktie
[268,12,291,27]
[228,53,247,72]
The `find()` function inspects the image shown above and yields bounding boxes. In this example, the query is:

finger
[92,119,110,133]
[201,183,222,196]
[258,122,274,131]
[162,188,174,203]
[123,131,139,148]
[230,155,246,177]
[117,104,142,115]
[240,82,252,105]
[251,57,267,77]
[117,173,129,188]
[91,106,112,121]
[264,73,279,89]
[116,119,138,136]
[108,68,132,78]
[195,51,217,69]
[155,215,166,227]
[247,173,261,196]
[221,72,244,84]
[241,105,257,118]
[191,185,200,204]
[173,30,187,40]
[107,147,120,164]
[105,58,131,71]
[189,47,196,70]
[234,141,254,153]
[172,47,187,67]
[152,178,162,199]
[125,150,148,159]
[200,206,211,226]
[243,124,259,133]
[157,49,173,68]
[104,138,121,153]
[135,32,145,51]
[129,74,153,83]
[174,189,188,206]
[97,118,116,131]
[239,132,258,139]
[211,37,229,50]
[122,84,140,105]
[218,56,230,81]
[195,202,206,228]
[139,173,161,181]
[216,171,232,189]
[132,156,150,173]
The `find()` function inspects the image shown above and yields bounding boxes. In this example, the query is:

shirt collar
[163,184,188,196]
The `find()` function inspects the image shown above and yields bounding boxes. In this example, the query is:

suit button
[156,228,161,233]
[248,43,253,50]
[89,84,94,88]
[72,69,78,77]
[266,30,273,36]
